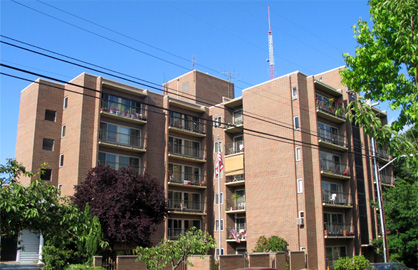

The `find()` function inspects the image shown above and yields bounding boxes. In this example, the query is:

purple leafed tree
[73,166,167,248]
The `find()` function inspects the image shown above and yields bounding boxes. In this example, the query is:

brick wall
[219,254,245,270]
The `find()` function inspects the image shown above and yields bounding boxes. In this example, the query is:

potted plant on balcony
[231,193,241,210]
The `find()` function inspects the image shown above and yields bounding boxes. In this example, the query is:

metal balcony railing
[227,227,247,241]
[380,173,392,185]
[167,228,186,240]
[322,190,350,206]
[318,128,346,147]
[101,100,146,120]
[225,143,244,155]
[98,160,141,173]
[99,129,142,148]
[226,174,245,183]
[168,143,203,159]
[169,116,205,134]
[316,97,345,119]
[320,159,350,177]
[167,171,202,186]
[226,198,246,211]
[168,199,204,212]
[324,223,353,237]
[376,146,389,160]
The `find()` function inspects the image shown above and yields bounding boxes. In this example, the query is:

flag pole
[217,136,222,259]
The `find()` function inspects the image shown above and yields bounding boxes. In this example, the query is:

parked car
[363,263,414,270]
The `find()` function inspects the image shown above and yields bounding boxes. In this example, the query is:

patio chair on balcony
[329,194,337,204]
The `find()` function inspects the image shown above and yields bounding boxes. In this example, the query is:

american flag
[230,227,240,243]
[215,147,224,176]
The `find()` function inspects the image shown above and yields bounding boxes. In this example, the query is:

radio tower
[267,6,275,80]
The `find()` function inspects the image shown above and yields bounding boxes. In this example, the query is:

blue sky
[0,0,395,163]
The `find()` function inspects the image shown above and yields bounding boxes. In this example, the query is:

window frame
[292,86,298,100]
[294,116,300,130]
[215,219,224,232]
[297,178,303,193]
[215,192,223,205]
[61,125,66,138]
[40,169,52,181]
[45,109,56,122]
[295,147,301,161]
[59,154,64,167]
[63,96,68,109]
[42,138,55,151]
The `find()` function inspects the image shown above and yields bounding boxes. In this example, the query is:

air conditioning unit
[297,217,304,226]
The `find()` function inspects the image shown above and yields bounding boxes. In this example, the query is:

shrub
[334,255,370,270]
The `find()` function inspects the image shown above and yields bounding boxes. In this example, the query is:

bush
[253,235,288,253]
[64,265,105,270]
[333,255,370,270]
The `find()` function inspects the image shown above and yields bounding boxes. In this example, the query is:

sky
[0,0,395,164]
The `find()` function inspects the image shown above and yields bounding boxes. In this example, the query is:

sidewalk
[0,263,41,270]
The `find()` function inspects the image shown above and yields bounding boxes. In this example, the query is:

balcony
[225,111,244,133]
[227,228,247,242]
[167,228,186,240]
[167,171,205,188]
[169,116,205,137]
[320,159,350,179]
[99,129,145,152]
[318,128,347,151]
[168,143,205,162]
[380,172,393,186]
[98,160,141,173]
[226,198,246,213]
[168,199,205,214]
[100,102,147,124]
[376,146,390,161]
[324,223,354,238]
[322,190,352,208]
[225,143,244,156]
[316,98,345,123]
[225,174,245,186]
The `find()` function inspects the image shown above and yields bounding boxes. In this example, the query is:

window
[215,248,224,257]
[100,122,141,148]
[168,136,201,158]
[45,109,56,122]
[98,152,141,172]
[233,135,244,153]
[168,191,201,211]
[40,169,52,181]
[233,110,243,125]
[61,125,66,138]
[215,219,224,231]
[63,96,68,109]
[294,116,300,130]
[318,122,339,144]
[214,141,222,153]
[297,178,303,193]
[168,163,201,185]
[295,147,301,161]
[168,219,201,240]
[101,93,143,116]
[59,154,64,167]
[213,116,222,128]
[42,138,54,151]
[326,246,346,266]
[215,192,223,205]
[182,81,189,92]
[292,86,298,100]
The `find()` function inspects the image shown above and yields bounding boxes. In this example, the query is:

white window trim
[295,147,301,161]
[294,116,300,130]
[213,116,222,128]
[61,125,66,138]
[292,86,298,100]
[63,96,68,109]
[215,219,224,231]
[215,248,224,256]
[215,192,223,205]
[297,178,303,193]
[59,154,64,167]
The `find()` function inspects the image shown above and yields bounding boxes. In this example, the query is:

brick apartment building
[15,67,391,268]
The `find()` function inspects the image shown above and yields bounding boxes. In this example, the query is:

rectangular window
[295,147,301,161]
[59,154,64,167]
[63,96,68,109]
[292,86,298,100]
[215,248,224,257]
[294,116,300,130]
[297,178,303,193]
[215,219,224,231]
[61,125,66,138]
[213,116,222,128]
[45,109,56,122]
[214,141,222,153]
[215,192,223,205]
[40,169,52,181]
[42,138,54,151]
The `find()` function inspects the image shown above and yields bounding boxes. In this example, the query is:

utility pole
[267,6,275,80]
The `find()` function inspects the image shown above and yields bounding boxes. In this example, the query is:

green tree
[340,0,418,172]
[253,235,288,253]
[334,255,370,270]
[135,227,216,270]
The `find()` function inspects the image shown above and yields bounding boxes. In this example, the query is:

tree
[0,159,106,269]
[253,235,288,253]
[73,166,167,249]
[340,0,418,172]
[333,255,370,270]
[135,227,216,270]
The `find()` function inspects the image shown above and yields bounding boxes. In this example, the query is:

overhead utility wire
[1,65,378,158]
[2,38,335,143]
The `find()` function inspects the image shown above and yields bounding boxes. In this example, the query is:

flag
[215,147,224,177]
[230,227,240,243]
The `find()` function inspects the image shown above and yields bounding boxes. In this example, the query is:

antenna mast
[267,6,275,80]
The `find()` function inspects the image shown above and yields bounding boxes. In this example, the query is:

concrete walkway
[0,263,41,270]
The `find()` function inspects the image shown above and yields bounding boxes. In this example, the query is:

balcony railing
[380,173,392,185]
[168,199,204,213]
[167,228,186,240]
[318,128,346,147]
[227,228,247,241]
[99,129,142,148]
[101,100,146,120]
[226,174,245,183]
[168,171,203,186]
[316,98,345,119]
[98,160,141,173]
[376,146,389,160]
[320,159,350,177]
[322,190,350,206]
[324,223,354,237]
[225,143,244,155]
[169,116,205,134]
[226,198,246,211]
[168,143,203,160]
